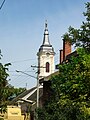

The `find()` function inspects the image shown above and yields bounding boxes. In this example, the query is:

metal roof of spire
[38,21,55,54]
[42,20,50,45]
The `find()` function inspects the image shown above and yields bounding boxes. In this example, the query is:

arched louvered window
[46,62,50,72]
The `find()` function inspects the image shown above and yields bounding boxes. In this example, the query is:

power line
[16,70,37,79]
[0,0,6,10]
[9,70,35,73]
[10,58,36,64]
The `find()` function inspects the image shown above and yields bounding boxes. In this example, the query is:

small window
[46,62,50,72]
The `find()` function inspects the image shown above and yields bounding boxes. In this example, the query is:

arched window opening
[46,62,50,72]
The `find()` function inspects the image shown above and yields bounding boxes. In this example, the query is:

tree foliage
[0,51,11,112]
[51,49,90,119]
[63,2,90,53]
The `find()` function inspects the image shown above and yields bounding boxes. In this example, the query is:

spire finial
[45,20,48,29]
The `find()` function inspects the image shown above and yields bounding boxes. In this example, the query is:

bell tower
[37,21,55,79]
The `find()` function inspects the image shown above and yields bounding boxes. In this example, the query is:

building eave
[39,71,59,83]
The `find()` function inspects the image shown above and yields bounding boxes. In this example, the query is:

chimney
[60,49,63,64]
[63,40,71,61]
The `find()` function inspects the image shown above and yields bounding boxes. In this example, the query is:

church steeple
[42,20,50,46]
[37,21,55,79]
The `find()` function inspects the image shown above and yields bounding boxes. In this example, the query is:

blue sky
[0,0,88,89]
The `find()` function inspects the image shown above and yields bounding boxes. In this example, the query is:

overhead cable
[0,0,6,10]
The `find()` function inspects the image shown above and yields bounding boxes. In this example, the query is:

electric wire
[14,75,34,89]
[0,0,6,10]
[10,58,36,64]
[9,66,36,87]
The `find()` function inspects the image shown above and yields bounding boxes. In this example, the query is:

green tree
[7,86,26,101]
[0,50,11,112]
[50,49,90,120]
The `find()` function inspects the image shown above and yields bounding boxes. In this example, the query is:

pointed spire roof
[42,20,50,46]
[38,21,55,54]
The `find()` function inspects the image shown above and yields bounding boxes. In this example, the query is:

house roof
[11,86,43,105]
[66,51,78,60]
[39,71,59,83]
[56,50,78,69]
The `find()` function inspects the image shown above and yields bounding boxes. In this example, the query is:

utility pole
[37,70,39,108]
[31,65,39,108]
[31,65,45,108]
